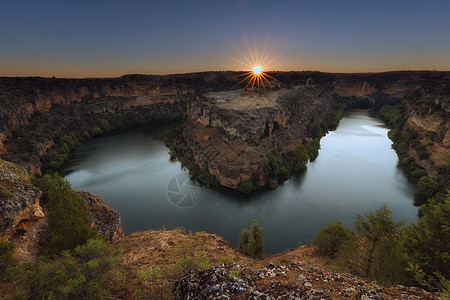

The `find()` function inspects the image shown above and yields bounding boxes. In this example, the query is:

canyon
[1,71,448,190]
[0,71,449,298]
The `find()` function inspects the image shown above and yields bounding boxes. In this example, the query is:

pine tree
[237,220,265,259]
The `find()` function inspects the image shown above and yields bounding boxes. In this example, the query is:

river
[62,109,418,254]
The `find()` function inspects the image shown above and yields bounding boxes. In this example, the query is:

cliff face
[75,190,123,243]
[0,159,123,260]
[178,71,450,190]
[1,71,449,185]
[0,72,244,173]
[0,159,45,262]
[183,86,336,189]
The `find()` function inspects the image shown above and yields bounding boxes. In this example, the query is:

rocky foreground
[0,159,441,299]
[173,263,437,299]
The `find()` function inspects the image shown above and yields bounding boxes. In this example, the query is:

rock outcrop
[173,263,439,299]
[178,71,450,190]
[0,159,124,260]
[183,86,336,189]
[0,159,47,261]
[75,190,124,243]
[0,159,44,241]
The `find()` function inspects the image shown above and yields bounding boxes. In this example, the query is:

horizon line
[1,69,448,80]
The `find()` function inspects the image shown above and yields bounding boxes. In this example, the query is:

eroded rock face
[0,159,124,261]
[173,263,439,300]
[0,159,46,261]
[183,85,335,189]
[0,159,44,240]
[75,190,124,243]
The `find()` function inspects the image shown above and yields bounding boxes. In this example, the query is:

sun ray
[230,31,282,94]
[234,73,254,88]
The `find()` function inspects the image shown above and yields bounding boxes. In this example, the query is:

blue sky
[1,0,449,77]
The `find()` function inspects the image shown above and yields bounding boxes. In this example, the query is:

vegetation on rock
[314,196,450,292]
[238,179,254,193]
[7,238,120,299]
[313,221,353,257]
[31,173,98,253]
[238,219,265,259]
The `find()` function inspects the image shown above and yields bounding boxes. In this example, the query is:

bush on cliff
[322,103,346,131]
[31,173,98,253]
[313,221,353,257]
[12,238,119,299]
[238,180,254,193]
[316,198,450,290]
[238,219,265,259]
[402,193,450,290]
[0,241,16,276]
[338,204,407,286]
[308,138,321,161]
[311,124,323,139]
[290,144,309,172]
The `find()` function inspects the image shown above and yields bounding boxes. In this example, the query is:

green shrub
[311,124,323,139]
[266,150,283,178]
[237,220,265,259]
[229,267,242,280]
[91,126,103,136]
[0,241,16,274]
[32,173,97,253]
[173,240,212,273]
[98,119,111,132]
[416,176,440,201]
[218,255,233,264]
[411,168,427,179]
[290,144,309,172]
[417,149,429,160]
[338,204,407,286]
[379,104,405,129]
[313,221,353,257]
[279,166,290,179]
[308,138,321,161]
[402,193,450,290]
[14,238,119,299]
[138,265,163,282]
[1,187,13,199]
[238,180,254,193]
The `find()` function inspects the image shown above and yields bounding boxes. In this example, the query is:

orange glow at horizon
[231,33,282,94]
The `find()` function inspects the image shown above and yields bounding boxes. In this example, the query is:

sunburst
[231,33,282,94]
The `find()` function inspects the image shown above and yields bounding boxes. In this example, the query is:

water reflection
[63,110,417,254]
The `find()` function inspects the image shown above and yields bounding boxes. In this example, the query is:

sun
[253,66,262,75]
[234,65,278,94]
[230,34,281,94]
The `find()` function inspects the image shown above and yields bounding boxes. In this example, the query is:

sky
[1,0,450,78]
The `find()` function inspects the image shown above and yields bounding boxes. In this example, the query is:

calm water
[63,110,418,254]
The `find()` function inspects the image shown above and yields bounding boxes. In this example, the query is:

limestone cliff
[0,159,123,260]
[75,190,123,243]
[1,71,449,187]
[183,86,335,189]
[179,71,450,190]
[0,72,238,174]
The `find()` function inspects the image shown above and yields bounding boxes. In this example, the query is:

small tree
[238,220,265,259]
[32,173,97,253]
[238,180,254,193]
[313,221,353,257]
[0,241,16,275]
[291,145,309,172]
[16,238,119,299]
[338,204,408,286]
[311,124,323,139]
[402,193,450,290]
